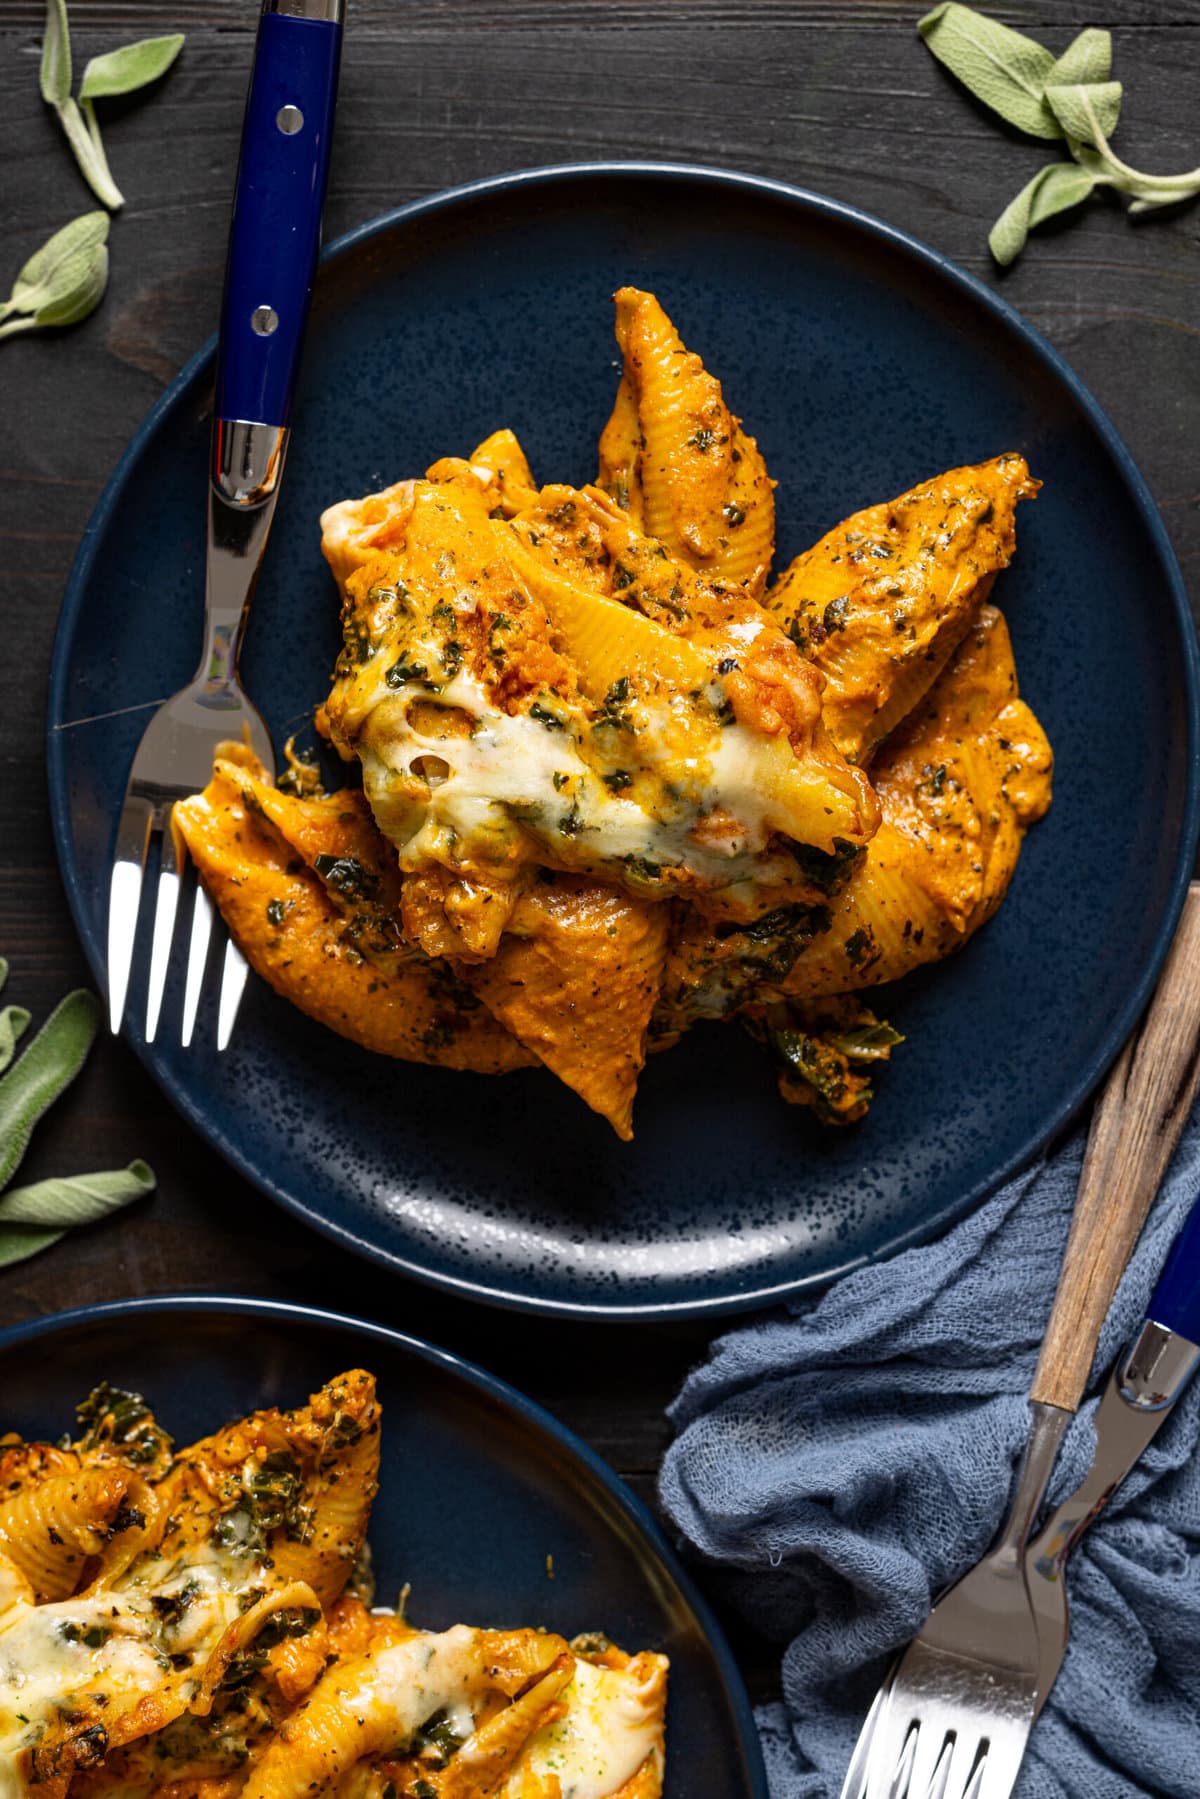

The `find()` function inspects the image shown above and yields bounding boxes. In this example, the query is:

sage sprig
[40,0,184,212]
[0,212,110,343]
[7,4,183,347]
[0,1164,155,1270]
[0,962,154,1269]
[919,3,1200,264]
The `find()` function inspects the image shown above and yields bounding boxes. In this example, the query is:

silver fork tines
[867,1645,1031,1799]
[105,421,283,1048]
[857,1403,1069,1799]
[216,939,251,1052]
[181,882,215,1048]
[145,821,182,1042]
[107,796,154,1035]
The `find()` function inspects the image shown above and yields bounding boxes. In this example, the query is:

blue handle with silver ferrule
[1114,1190,1200,1413]
[215,0,343,431]
[1146,1186,1200,1349]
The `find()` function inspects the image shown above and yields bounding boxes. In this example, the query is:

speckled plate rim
[46,160,1200,1319]
[0,1293,769,1798]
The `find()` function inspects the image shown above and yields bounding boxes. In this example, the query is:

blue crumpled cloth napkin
[660,1115,1200,1798]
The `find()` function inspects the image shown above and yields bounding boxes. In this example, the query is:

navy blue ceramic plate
[0,1296,766,1797]
[48,164,1200,1317]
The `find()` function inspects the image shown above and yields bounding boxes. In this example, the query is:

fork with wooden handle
[843,879,1200,1799]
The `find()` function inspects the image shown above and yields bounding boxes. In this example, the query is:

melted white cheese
[2,1568,664,1799]
[357,660,799,888]
[345,1632,664,1798]
[0,1537,269,1797]
[337,1625,483,1745]
[503,1655,665,1798]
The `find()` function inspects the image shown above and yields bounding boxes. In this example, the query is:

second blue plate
[0,1298,766,1796]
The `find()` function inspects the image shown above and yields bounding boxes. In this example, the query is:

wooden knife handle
[1031,881,1200,1412]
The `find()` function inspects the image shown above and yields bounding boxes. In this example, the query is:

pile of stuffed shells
[0,1376,667,1797]
[177,288,1052,1138]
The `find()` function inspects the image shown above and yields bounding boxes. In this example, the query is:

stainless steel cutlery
[107,0,343,1049]
[1026,1196,1200,1721]
[842,881,1200,1799]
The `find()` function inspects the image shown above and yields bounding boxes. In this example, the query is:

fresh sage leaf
[39,0,72,108]
[1044,81,1123,147]
[0,1159,154,1227]
[80,33,184,100]
[40,0,125,209]
[1048,27,1112,89]
[0,989,100,1191]
[0,211,110,342]
[918,3,1061,139]
[0,1008,32,1077]
[0,962,30,1078]
[0,1224,65,1268]
[54,96,124,210]
[0,963,151,1266]
[78,98,125,206]
[37,3,184,226]
[989,162,1096,266]
[919,3,1200,263]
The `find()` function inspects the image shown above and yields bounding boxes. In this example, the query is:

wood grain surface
[1032,883,1200,1411]
[2,0,1199,1702]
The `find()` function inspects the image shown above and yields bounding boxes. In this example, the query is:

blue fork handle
[1149,1186,1200,1345]
[215,0,343,429]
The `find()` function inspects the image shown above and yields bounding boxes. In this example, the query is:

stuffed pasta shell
[177,284,1053,1135]
[765,454,1038,764]
[319,456,877,970]
[598,287,776,595]
[0,1377,668,1799]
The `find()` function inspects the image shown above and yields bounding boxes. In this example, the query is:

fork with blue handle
[107,0,343,1050]
[1024,1175,1200,1721]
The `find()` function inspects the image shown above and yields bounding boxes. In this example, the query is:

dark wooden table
[3,0,1198,1705]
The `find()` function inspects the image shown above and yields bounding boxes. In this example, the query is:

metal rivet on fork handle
[105,0,343,1051]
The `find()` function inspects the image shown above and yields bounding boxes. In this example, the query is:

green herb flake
[57,1619,112,1649]
[412,1707,468,1767]
[74,1382,171,1466]
[844,928,875,968]
[245,1452,312,1540]
[313,855,379,901]
[385,657,428,689]
[827,1020,905,1061]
